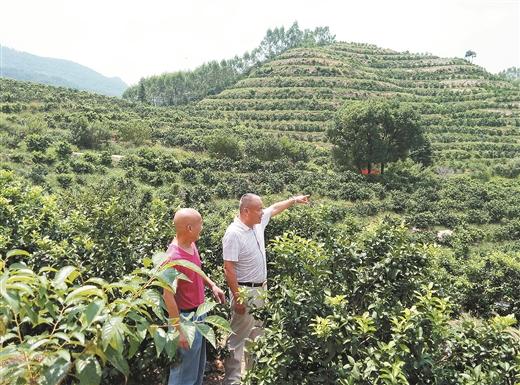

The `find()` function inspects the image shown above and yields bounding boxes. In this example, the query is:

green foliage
[437,251,520,320]
[0,170,175,280]
[25,133,53,152]
[0,250,230,385]
[1,36,520,384]
[70,117,111,149]
[243,223,520,385]
[247,136,310,162]
[328,99,429,172]
[493,158,520,178]
[205,132,243,160]
[55,141,74,159]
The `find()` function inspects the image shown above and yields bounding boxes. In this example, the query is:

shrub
[179,168,200,184]
[70,118,111,149]
[243,224,519,385]
[25,133,52,152]
[70,158,96,174]
[56,173,74,188]
[462,252,520,319]
[0,250,230,385]
[55,141,74,159]
[205,133,243,160]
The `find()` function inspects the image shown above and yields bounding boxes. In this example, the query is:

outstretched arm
[269,195,310,217]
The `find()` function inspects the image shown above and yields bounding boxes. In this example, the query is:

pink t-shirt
[166,242,205,310]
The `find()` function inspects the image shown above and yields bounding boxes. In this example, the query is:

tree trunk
[381,162,385,174]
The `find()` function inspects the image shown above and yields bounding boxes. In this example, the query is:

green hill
[1,40,520,385]
[179,42,519,168]
[0,46,128,96]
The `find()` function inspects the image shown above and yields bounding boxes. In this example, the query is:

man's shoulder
[166,243,198,261]
[224,221,244,235]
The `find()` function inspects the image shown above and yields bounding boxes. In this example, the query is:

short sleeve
[261,207,274,230]
[222,231,240,261]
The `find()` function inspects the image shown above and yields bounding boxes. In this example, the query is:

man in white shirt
[222,193,309,385]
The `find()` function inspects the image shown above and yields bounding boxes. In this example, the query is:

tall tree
[327,99,429,173]
[465,50,476,62]
[137,78,146,103]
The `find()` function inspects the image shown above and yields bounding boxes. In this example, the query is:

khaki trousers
[223,284,267,385]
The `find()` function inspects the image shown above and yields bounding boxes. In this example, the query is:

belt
[180,306,199,313]
[238,281,265,287]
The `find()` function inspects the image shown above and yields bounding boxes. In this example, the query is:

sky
[1,0,518,86]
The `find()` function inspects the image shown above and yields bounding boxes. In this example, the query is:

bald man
[163,208,226,385]
[222,194,309,385]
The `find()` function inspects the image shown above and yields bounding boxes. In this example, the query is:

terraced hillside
[187,42,520,168]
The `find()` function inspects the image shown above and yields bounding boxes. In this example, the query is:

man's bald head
[239,193,262,212]
[238,193,264,227]
[173,208,203,240]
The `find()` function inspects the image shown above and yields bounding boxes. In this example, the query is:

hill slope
[184,42,520,167]
[0,46,127,96]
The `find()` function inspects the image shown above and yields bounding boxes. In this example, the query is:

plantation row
[1,169,519,384]
[1,69,520,384]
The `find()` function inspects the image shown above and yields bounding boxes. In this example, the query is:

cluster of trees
[498,66,520,82]
[122,22,336,106]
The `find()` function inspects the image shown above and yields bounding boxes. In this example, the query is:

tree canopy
[327,99,430,173]
[123,22,336,106]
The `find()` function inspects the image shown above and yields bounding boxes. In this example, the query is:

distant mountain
[0,46,127,96]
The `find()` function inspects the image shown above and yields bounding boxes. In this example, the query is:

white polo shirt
[222,207,273,283]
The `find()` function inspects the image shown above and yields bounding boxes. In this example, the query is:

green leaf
[152,252,169,268]
[0,345,18,362]
[76,356,102,385]
[42,357,71,385]
[165,330,179,359]
[6,284,33,303]
[157,268,183,286]
[196,301,216,317]
[166,259,207,279]
[29,338,51,351]
[6,249,30,259]
[57,349,71,362]
[180,322,197,347]
[83,300,104,328]
[196,323,216,348]
[65,285,104,304]
[72,331,86,345]
[53,266,78,290]
[85,277,108,288]
[105,345,129,378]
[54,332,71,343]
[128,335,141,359]
[0,273,20,313]
[142,289,162,308]
[204,315,232,333]
[23,302,38,325]
[153,327,167,357]
[102,316,124,352]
